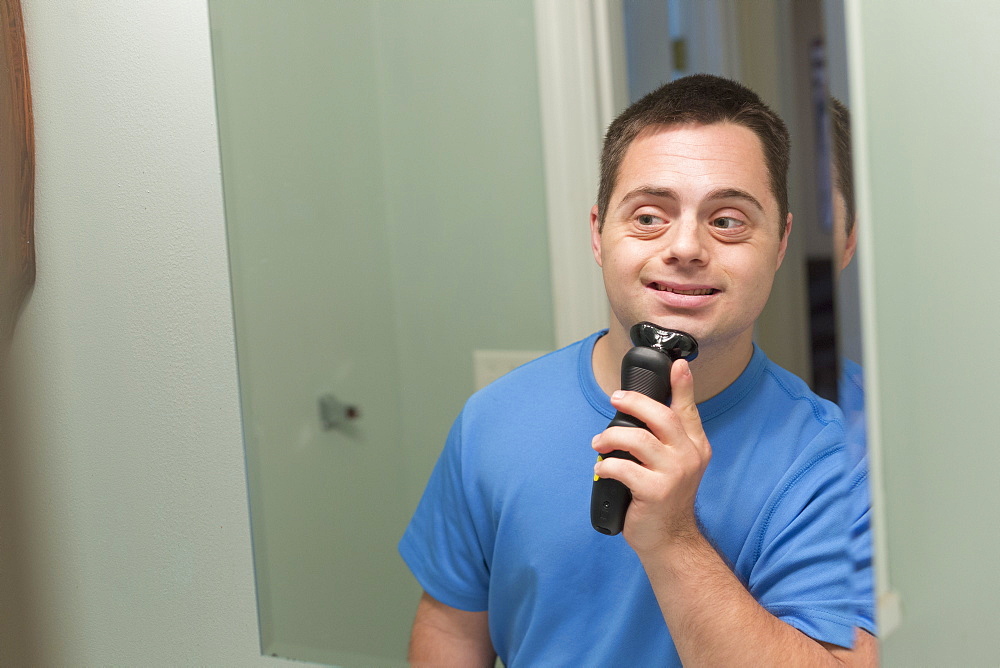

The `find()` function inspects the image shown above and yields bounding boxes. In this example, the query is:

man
[830,97,858,275]
[400,75,875,666]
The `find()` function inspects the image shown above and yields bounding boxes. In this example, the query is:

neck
[592,325,754,404]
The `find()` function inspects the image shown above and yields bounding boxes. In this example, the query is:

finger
[591,427,668,469]
[669,359,710,455]
[608,389,684,447]
[594,453,652,491]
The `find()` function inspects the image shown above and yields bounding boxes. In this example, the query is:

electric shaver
[591,322,699,535]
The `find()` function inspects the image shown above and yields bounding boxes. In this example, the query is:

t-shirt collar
[579,330,767,424]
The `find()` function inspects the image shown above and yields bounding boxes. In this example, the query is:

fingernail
[611,390,624,400]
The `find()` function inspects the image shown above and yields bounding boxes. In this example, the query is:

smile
[650,283,719,296]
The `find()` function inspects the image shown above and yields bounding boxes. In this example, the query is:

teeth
[654,284,714,295]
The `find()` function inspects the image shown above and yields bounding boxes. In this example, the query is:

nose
[661,218,708,266]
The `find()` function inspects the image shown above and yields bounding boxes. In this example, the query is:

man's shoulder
[755,353,845,427]
[704,346,843,435]
[467,332,600,408]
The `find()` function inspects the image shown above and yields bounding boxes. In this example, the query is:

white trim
[591,0,629,126]
[533,0,613,348]
[844,0,900,637]
[685,0,742,80]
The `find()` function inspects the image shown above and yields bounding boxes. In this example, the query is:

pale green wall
[210,0,553,663]
[371,1,555,508]
[8,0,551,663]
[3,0,304,665]
[210,2,415,662]
[848,1,1000,663]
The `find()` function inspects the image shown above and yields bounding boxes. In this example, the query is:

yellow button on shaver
[594,454,603,481]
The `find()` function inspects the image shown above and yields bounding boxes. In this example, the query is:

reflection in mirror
[209,0,872,664]
[823,0,878,637]
[209,1,554,663]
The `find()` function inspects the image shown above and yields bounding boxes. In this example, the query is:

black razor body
[591,323,698,535]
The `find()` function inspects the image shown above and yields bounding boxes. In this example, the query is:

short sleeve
[847,454,876,635]
[398,411,491,612]
[746,424,868,648]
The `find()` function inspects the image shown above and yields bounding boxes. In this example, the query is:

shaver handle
[591,346,673,535]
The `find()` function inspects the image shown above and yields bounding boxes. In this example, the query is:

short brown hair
[597,74,790,236]
[829,97,855,235]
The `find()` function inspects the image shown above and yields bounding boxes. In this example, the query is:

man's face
[591,122,790,355]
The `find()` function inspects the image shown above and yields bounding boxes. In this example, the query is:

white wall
[0,1,297,664]
[847,0,1000,664]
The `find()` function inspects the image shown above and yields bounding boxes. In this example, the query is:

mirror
[0,0,34,347]
[209,2,554,663]
[208,0,868,663]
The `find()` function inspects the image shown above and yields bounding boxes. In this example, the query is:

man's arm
[593,359,876,667]
[409,591,495,668]
[639,529,876,666]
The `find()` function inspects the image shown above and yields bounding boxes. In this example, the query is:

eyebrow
[705,188,765,213]
[616,186,680,207]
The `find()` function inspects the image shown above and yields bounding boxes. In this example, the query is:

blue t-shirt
[400,332,874,666]
[839,357,875,632]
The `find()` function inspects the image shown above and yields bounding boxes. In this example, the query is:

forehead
[613,122,775,210]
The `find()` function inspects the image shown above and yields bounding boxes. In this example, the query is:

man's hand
[592,358,876,666]
[592,358,711,556]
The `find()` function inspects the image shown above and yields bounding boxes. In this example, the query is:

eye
[637,214,665,226]
[711,216,744,231]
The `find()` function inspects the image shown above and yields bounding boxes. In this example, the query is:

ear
[590,204,603,267]
[840,223,858,272]
[776,213,792,269]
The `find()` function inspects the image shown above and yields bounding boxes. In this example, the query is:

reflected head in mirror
[597,74,790,238]
[830,97,857,272]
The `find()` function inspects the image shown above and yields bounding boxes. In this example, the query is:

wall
[0,1,303,664]
[2,0,554,661]
[374,1,555,514]
[210,0,553,663]
[210,2,416,661]
[735,0,812,382]
[847,0,1000,664]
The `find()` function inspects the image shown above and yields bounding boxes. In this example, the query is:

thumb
[670,359,708,448]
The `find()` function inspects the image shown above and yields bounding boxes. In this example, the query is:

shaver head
[629,322,699,362]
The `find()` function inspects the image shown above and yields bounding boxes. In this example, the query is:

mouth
[648,282,719,296]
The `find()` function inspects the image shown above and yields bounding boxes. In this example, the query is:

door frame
[533,0,626,348]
